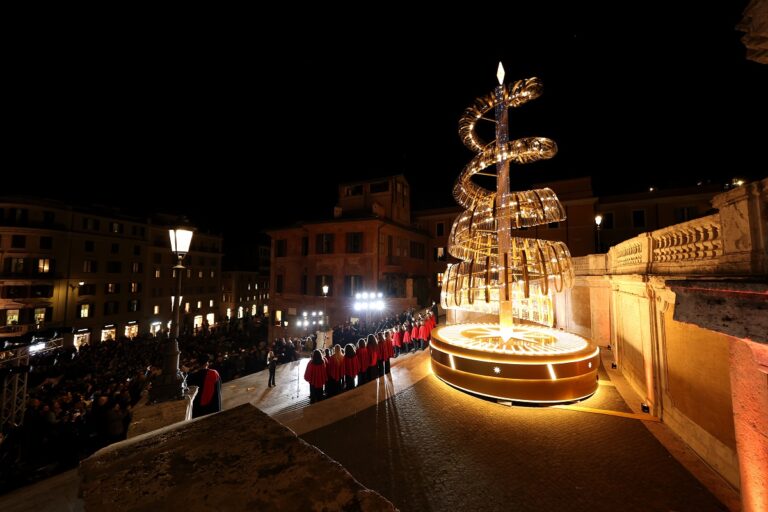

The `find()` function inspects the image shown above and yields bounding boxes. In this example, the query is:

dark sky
[7,4,767,257]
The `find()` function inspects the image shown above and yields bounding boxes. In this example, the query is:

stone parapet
[80,404,396,512]
[126,386,197,439]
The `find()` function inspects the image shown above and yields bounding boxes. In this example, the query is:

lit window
[198,271,203,278]
[153,305,160,315]
[130,281,139,293]
[186,269,191,278]
[248,284,251,290]
[185,302,190,313]
[38,258,51,273]
[209,299,214,307]
[437,272,444,286]
[197,300,202,309]
[154,268,161,278]
[79,304,90,318]
[210,271,214,278]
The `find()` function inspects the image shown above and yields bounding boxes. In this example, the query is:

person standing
[187,354,222,418]
[304,349,327,403]
[267,350,277,387]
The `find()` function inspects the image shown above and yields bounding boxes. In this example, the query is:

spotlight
[611,362,617,369]
[641,403,650,413]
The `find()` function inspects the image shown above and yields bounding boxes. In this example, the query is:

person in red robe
[380,330,394,373]
[367,334,379,380]
[419,320,430,350]
[304,350,327,403]
[411,321,421,351]
[402,323,412,353]
[187,354,222,418]
[331,344,345,392]
[324,348,338,397]
[392,327,402,357]
[343,343,359,390]
[356,338,369,385]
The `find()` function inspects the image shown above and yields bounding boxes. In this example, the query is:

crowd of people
[0,316,298,493]
[304,307,438,402]
[0,303,440,493]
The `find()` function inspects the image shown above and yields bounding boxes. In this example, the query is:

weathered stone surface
[670,280,768,344]
[79,404,397,512]
[127,386,197,439]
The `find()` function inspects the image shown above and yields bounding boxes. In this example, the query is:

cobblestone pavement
[301,373,726,512]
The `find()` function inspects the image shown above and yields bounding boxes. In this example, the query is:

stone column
[728,338,768,512]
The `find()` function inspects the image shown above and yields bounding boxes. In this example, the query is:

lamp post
[322,284,329,328]
[149,226,193,403]
[595,214,603,253]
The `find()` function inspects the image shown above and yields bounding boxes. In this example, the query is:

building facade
[268,176,436,340]
[220,271,269,323]
[0,199,222,344]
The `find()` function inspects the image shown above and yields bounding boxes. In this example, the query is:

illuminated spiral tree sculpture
[430,64,598,403]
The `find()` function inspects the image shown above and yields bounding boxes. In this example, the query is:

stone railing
[608,235,651,275]
[652,215,721,263]
[603,178,767,277]
[571,253,607,276]
[649,214,722,274]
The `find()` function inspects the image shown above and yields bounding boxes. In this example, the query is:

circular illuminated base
[430,323,599,403]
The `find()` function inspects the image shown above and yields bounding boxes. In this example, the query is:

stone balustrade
[602,178,767,277]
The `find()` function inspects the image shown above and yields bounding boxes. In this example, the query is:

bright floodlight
[595,215,603,227]
[168,228,194,256]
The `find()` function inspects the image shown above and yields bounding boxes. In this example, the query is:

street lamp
[149,226,193,403]
[322,284,329,327]
[595,214,603,253]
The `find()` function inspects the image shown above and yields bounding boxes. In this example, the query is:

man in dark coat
[187,354,222,418]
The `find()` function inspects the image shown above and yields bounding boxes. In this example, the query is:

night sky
[7,4,767,264]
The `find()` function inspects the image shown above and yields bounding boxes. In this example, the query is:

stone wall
[554,178,768,511]
[80,404,397,512]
